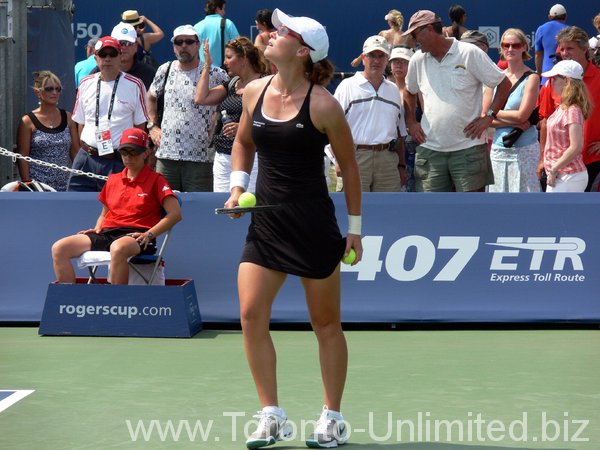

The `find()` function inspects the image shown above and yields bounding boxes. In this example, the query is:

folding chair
[77,193,181,285]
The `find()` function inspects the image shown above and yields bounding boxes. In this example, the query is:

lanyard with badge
[95,73,121,156]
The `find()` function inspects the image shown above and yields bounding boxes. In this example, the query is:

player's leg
[302,267,349,448]
[302,267,347,412]
[239,262,287,406]
[51,234,93,283]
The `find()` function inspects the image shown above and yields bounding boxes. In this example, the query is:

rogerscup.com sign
[342,236,586,283]
[58,304,172,319]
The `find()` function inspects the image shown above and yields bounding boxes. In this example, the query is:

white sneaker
[305,406,348,448]
[246,408,293,449]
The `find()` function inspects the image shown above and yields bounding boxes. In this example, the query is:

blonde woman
[485,28,540,192]
[16,71,79,191]
[541,60,591,192]
[351,9,413,67]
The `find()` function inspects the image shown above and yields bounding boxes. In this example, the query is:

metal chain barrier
[0,147,108,181]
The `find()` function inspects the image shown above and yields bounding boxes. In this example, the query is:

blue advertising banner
[39,279,202,337]
[1,192,599,324]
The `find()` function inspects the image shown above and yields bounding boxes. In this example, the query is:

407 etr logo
[341,236,586,282]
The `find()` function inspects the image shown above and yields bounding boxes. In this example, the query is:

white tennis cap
[111,23,136,43]
[272,8,329,63]
[363,35,391,56]
[541,60,584,80]
[549,4,567,17]
[171,24,199,42]
[390,46,414,61]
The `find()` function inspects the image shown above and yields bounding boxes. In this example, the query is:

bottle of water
[221,110,232,125]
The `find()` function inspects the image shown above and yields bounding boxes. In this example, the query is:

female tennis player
[224,8,362,449]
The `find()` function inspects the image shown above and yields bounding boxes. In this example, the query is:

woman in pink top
[541,60,591,192]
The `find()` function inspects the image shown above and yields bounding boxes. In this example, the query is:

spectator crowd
[14,1,600,194]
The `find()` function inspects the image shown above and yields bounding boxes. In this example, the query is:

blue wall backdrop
[71,1,598,73]
[1,192,599,324]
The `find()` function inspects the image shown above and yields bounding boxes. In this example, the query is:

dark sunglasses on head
[44,86,62,93]
[97,50,119,58]
[173,38,199,46]
[119,40,135,47]
[134,23,145,29]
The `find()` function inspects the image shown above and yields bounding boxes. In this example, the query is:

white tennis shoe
[305,406,348,448]
[246,408,292,449]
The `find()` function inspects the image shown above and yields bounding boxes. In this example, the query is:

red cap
[118,128,148,153]
[95,36,121,54]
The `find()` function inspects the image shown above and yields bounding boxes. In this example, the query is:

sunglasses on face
[501,42,523,50]
[119,40,135,47]
[118,148,142,157]
[277,26,315,50]
[97,50,119,58]
[173,38,199,46]
[43,86,62,93]
[411,25,428,39]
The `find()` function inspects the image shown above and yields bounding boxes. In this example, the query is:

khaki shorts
[415,144,494,192]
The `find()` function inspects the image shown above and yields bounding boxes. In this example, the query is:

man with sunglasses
[146,25,228,192]
[402,10,510,192]
[332,35,407,192]
[89,23,157,90]
[68,36,149,192]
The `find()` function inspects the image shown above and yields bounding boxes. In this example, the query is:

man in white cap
[89,23,157,89]
[146,25,228,192]
[402,10,510,192]
[535,4,568,78]
[332,35,406,192]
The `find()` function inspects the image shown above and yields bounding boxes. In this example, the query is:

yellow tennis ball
[238,192,256,208]
[341,248,356,265]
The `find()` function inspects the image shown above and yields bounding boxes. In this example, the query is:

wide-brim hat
[122,10,144,27]
[272,8,329,63]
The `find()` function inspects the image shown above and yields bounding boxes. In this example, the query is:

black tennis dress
[241,77,345,278]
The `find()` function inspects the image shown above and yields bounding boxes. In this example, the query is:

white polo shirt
[334,72,406,146]
[406,39,505,152]
[73,72,148,148]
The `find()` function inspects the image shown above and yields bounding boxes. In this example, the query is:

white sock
[263,405,286,418]
[325,407,343,421]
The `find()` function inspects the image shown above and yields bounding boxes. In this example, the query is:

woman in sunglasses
[16,70,79,191]
[194,36,265,192]
[224,8,362,449]
[485,28,541,192]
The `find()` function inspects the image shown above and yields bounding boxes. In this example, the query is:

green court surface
[1,327,598,449]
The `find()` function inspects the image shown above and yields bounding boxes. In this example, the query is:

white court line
[0,390,35,413]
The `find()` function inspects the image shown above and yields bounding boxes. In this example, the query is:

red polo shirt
[98,165,175,230]
[539,62,600,165]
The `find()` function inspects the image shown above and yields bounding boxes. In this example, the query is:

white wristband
[230,170,250,192]
[348,214,362,235]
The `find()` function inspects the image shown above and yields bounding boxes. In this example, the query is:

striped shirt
[544,105,586,174]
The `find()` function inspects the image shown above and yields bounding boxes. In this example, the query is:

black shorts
[87,227,157,255]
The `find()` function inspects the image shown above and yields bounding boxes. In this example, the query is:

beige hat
[362,35,391,56]
[121,10,144,27]
[390,46,414,61]
[402,10,441,37]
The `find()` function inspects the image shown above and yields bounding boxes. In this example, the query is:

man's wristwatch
[147,121,156,130]
[485,108,497,119]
